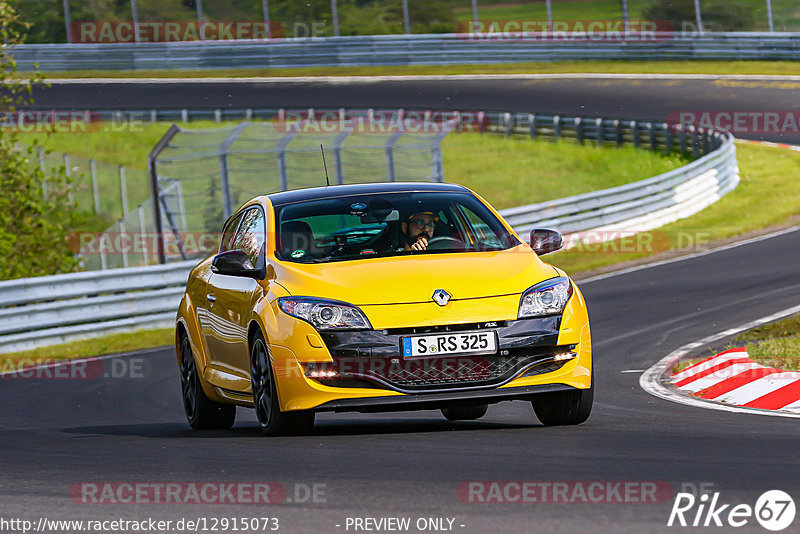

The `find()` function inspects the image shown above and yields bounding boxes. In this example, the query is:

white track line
[43,73,800,84]
[639,304,800,418]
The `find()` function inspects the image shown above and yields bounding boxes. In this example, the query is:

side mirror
[529,229,563,255]
[211,250,260,278]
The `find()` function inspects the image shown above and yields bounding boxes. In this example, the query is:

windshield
[274,191,520,263]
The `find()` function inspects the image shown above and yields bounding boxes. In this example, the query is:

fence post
[614,119,623,146]
[119,219,129,268]
[529,113,537,139]
[553,115,561,141]
[63,154,74,205]
[90,159,100,215]
[575,117,584,144]
[39,147,48,201]
[218,154,234,219]
[138,205,149,265]
[385,132,401,182]
[119,166,129,217]
[62,0,72,43]
[648,122,657,151]
[631,120,640,148]
[333,131,349,185]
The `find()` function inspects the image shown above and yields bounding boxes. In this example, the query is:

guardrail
[0,109,738,354]
[10,32,800,71]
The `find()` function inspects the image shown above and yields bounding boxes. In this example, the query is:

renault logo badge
[432,289,451,306]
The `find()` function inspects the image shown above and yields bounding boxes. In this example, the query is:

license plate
[401,331,497,358]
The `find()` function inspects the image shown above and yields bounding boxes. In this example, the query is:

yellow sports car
[175,183,592,434]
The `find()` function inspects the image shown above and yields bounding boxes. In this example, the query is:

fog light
[553,351,577,362]
[306,367,339,379]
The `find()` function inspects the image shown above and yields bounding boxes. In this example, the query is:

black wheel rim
[179,336,196,420]
[251,339,272,428]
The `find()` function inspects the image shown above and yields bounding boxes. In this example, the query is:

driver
[401,211,438,251]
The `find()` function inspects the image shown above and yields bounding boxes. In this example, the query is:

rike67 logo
[668,489,795,531]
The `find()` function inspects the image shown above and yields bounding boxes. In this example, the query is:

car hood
[271,245,560,306]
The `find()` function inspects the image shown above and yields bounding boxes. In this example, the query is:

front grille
[307,346,570,392]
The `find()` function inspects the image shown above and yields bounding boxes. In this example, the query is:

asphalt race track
[30,75,800,144]
[2,76,800,533]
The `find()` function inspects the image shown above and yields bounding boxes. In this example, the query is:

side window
[220,212,244,253]
[232,208,266,265]
[459,206,503,247]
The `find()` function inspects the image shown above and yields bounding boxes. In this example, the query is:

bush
[0,2,82,280]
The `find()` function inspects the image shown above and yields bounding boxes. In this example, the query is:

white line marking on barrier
[639,304,800,418]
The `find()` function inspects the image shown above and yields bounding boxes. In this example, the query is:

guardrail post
[150,109,157,122]
[692,127,700,159]
[575,117,584,144]
[648,122,657,151]
[504,112,513,137]
[90,159,100,215]
[631,121,640,149]
[529,113,537,139]
[595,117,603,144]
[679,126,687,155]
[181,109,189,123]
[702,129,711,154]
[664,123,673,155]
[553,115,561,142]
[214,109,222,123]
[614,119,623,146]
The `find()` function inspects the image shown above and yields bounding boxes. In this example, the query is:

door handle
[206,293,216,304]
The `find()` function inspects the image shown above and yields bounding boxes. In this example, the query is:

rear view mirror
[529,229,563,255]
[211,250,260,278]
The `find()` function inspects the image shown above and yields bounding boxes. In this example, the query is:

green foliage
[643,0,755,31]
[0,2,83,279]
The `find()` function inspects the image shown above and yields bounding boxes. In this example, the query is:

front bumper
[271,310,592,412]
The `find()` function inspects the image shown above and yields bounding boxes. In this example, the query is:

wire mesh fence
[148,109,450,263]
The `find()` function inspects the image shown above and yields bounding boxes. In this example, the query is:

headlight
[518,277,573,318]
[277,297,372,330]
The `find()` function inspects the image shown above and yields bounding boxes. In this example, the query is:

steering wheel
[424,236,466,250]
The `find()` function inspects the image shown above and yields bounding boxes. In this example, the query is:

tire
[441,404,488,421]
[531,385,593,426]
[179,334,236,430]
[250,333,315,436]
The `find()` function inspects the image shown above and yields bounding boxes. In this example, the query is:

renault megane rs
[175,182,592,435]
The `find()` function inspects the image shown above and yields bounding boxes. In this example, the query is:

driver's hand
[411,236,428,251]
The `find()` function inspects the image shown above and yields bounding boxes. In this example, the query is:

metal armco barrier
[10,32,800,71]
[0,109,739,353]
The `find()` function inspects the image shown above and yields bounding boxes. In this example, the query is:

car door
[203,206,266,378]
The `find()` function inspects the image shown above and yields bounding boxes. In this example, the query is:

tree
[0,2,82,279]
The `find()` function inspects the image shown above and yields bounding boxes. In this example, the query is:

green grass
[442,134,688,209]
[0,328,174,370]
[547,142,800,275]
[734,314,800,371]
[35,60,800,79]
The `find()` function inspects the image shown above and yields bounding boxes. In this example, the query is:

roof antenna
[320,144,330,187]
